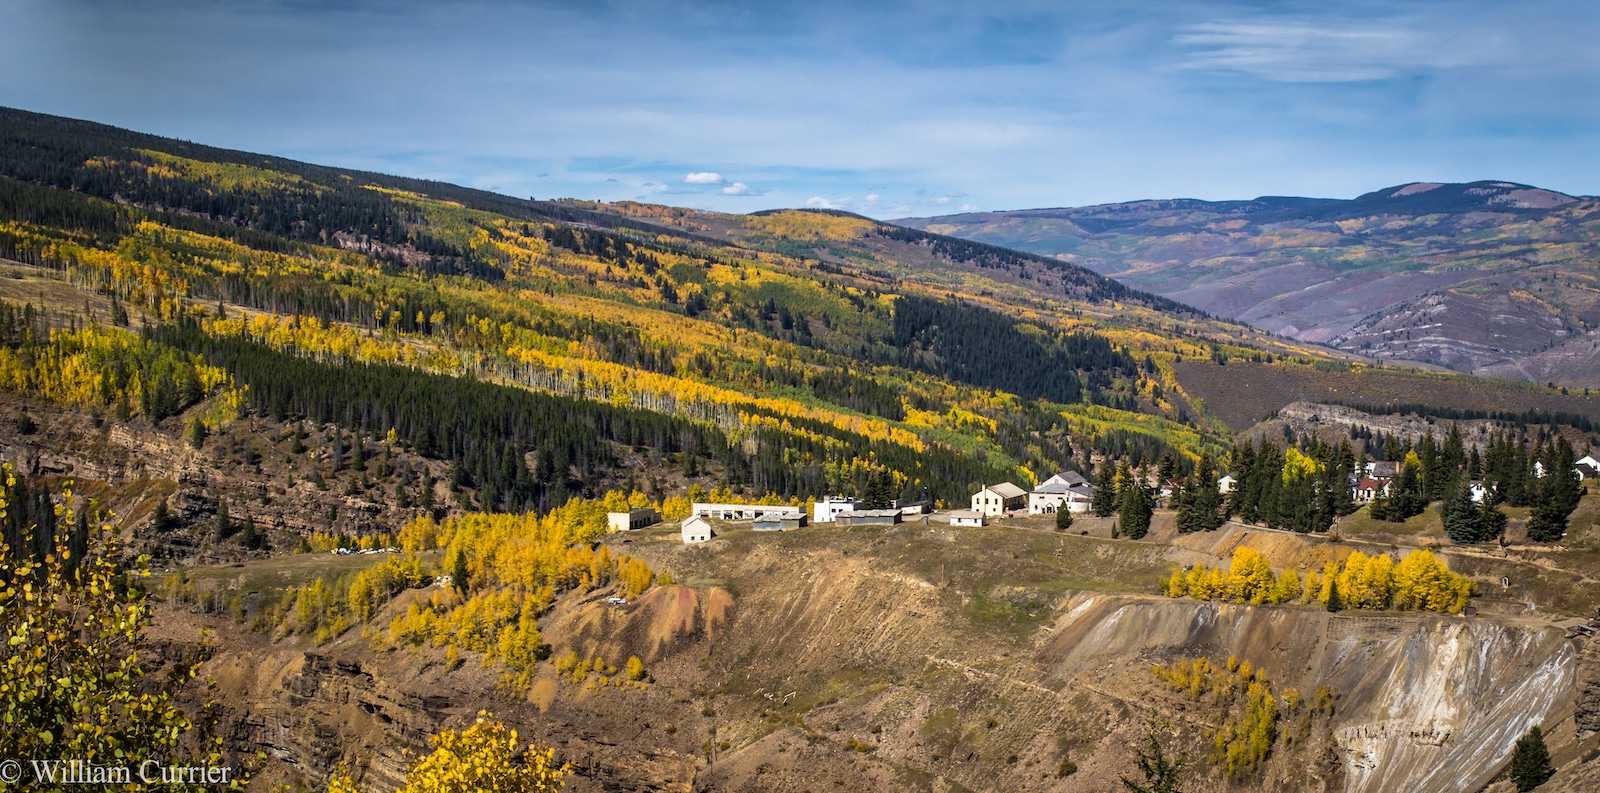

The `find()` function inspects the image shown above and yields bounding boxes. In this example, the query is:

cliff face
[1042,595,1574,793]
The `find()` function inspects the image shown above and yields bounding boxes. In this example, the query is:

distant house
[607,507,659,532]
[1028,481,1093,514]
[692,502,803,520]
[947,510,986,527]
[1578,454,1600,471]
[971,482,1027,516]
[1368,461,1400,479]
[754,513,807,531]
[681,514,713,543]
[1354,477,1391,504]
[1469,481,1492,503]
[812,496,862,524]
[1577,462,1600,481]
[835,509,902,527]
[1218,474,1237,494]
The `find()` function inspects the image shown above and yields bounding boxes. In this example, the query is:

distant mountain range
[898,181,1600,388]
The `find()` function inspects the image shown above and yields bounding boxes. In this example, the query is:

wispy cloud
[9,1,1600,216]
[805,196,852,209]
[1175,19,1474,83]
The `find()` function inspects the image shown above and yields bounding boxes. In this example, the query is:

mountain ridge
[897,180,1600,385]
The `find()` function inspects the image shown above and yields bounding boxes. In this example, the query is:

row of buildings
[1350,454,1600,504]
[604,471,1104,543]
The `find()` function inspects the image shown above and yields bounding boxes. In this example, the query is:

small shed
[754,513,807,531]
[947,510,985,527]
[681,514,713,543]
[836,509,902,527]
[608,507,660,532]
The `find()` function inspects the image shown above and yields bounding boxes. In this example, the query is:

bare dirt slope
[166,519,1600,793]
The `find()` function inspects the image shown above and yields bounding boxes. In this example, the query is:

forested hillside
[0,106,1277,516]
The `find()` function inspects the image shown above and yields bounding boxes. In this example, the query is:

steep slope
[899,182,1600,385]
[159,516,1600,793]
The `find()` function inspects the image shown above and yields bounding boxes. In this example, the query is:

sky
[2,0,1597,218]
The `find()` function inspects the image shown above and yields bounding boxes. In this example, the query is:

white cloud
[865,193,881,203]
[720,182,765,196]
[805,196,852,209]
[685,172,725,184]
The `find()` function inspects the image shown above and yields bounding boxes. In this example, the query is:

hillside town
[610,452,1600,544]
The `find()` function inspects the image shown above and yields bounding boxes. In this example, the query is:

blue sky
[2,1,1597,218]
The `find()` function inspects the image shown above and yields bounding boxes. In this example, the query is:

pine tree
[214,499,234,540]
[1157,452,1177,489]
[1528,439,1580,542]
[1121,470,1154,540]
[1092,460,1119,517]
[1325,579,1343,613]
[186,416,208,449]
[1508,725,1554,791]
[1120,716,1187,793]
[1056,505,1074,531]
[452,550,472,594]
[1478,496,1507,543]
[1443,476,1482,545]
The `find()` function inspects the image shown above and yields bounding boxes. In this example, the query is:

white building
[1469,481,1492,503]
[812,496,862,524]
[971,482,1027,516]
[692,502,803,520]
[607,507,659,532]
[1218,475,1237,493]
[681,514,713,543]
[1028,481,1094,514]
[947,510,986,527]
[1578,454,1600,471]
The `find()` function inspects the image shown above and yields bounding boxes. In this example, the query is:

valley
[1,106,1598,793]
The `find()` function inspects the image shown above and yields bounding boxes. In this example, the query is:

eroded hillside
[148,514,1600,793]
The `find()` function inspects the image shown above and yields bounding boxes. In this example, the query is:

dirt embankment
[162,521,1600,793]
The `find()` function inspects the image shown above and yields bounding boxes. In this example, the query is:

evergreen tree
[186,416,208,449]
[1508,725,1554,792]
[1156,451,1177,489]
[1478,495,1507,543]
[239,513,266,550]
[1442,423,1466,474]
[151,498,175,533]
[1528,439,1580,542]
[452,550,472,594]
[1056,505,1074,531]
[1092,460,1119,517]
[1120,469,1154,540]
[1326,579,1343,613]
[1120,717,1187,793]
[419,472,436,508]
[861,470,894,510]
[1384,453,1426,522]
[1443,476,1482,545]
[214,499,234,540]
[1176,453,1223,533]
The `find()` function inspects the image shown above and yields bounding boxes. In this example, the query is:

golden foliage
[1165,547,1474,613]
